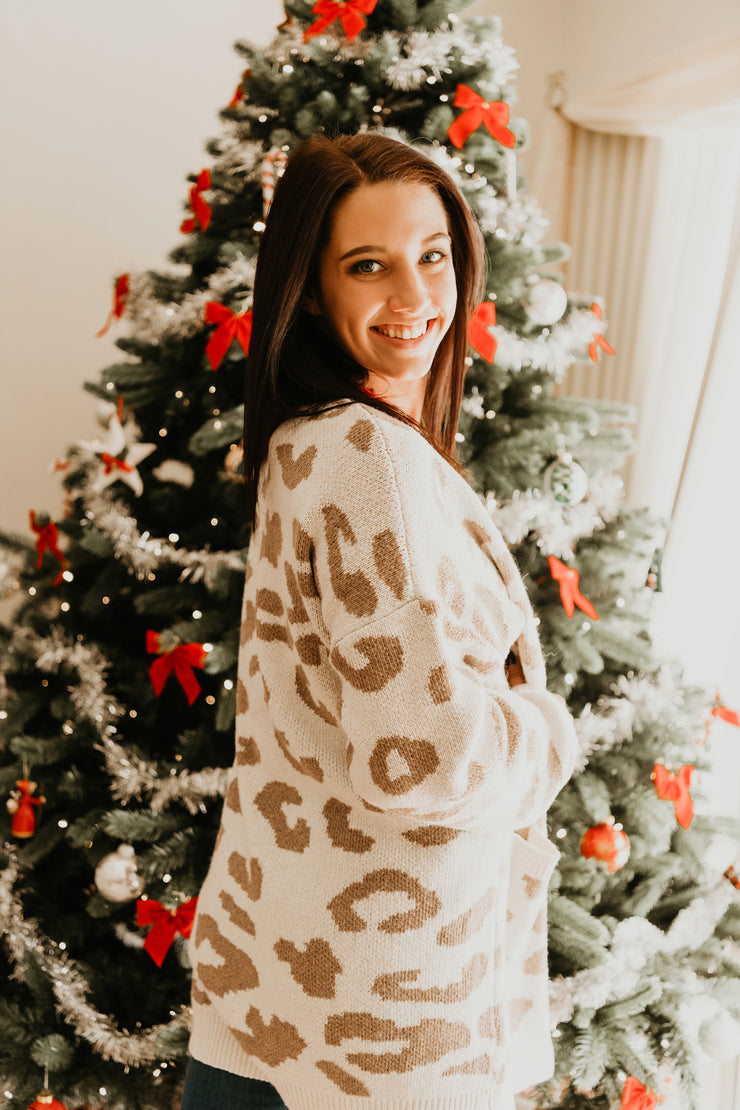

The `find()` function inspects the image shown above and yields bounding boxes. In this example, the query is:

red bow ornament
[137,896,198,967]
[304,0,377,43]
[146,631,207,705]
[29,511,66,585]
[96,273,130,337]
[205,303,253,370]
[588,302,616,361]
[229,68,250,107]
[652,763,695,829]
[447,85,516,150]
[181,169,212,234]
[619,1076,659,1110]
[468,302,498,363]
[548,555,598,620]
[711,690,740,728]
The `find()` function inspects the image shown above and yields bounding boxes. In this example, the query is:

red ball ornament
[580,821,630,872]
[27,1093,67,1110]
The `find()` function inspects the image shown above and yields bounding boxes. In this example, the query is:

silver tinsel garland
[0,848,190,1065]
[80,492,245,586]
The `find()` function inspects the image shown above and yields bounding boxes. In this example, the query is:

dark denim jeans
[180,1058,289,1109]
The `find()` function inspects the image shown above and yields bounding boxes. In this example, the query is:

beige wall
[3,0,739,539]
[0,0,284,537]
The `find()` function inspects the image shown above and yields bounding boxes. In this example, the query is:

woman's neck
[363,373,426,422]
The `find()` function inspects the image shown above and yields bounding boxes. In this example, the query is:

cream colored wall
[0,0,284,539]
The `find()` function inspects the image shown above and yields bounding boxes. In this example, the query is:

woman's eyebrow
[338,231,450,262]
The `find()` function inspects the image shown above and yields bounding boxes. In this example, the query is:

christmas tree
[1,1,739,1107]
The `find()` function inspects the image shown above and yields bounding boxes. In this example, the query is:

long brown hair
[244,132,486,522]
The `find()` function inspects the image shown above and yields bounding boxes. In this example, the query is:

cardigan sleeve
[329,596,576,831]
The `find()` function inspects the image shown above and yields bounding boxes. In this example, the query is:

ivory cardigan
[189,401,577,1109]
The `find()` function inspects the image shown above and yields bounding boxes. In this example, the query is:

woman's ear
[303,291,322,316]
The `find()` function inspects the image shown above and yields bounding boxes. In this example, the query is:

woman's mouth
[371,320,432,341]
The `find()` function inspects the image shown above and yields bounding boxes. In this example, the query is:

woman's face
[308,181,458,395]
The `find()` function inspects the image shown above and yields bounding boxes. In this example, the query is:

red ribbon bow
[304,0,377,43]
[96,273,130,337]
[137,897,198,967]
[229,68,250,107]
[652,763,695,829]
[711,690,740,728]
[548,555,598,620]
[204,303,253,370]
[181,169,212,234]
[620,1077,659,1110]
[447,85,516,150]
[100,452,134,475]
[146,631,207,705]
[29,510,66,586]
[468,302,498,363]
[588,302,616,361]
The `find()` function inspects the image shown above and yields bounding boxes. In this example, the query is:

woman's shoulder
[267,400,432,472]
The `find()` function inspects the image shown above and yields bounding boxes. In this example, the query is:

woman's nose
[387,265,430,314]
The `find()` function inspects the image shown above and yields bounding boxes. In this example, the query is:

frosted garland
[212,132,265,177]
[0,849,190,1065]
[475,191,550,245]
[486,472,624,555]
[573,667,703,768]
[79,492,245,585]
[382,29,515,91]
[550,885,734,1025]
[490,307,606,376]
[122,257,256,347]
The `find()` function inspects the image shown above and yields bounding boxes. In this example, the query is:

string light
[60,602,70,612]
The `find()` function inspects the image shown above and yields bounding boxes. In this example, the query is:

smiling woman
[182,132,578,1110]
[305,180,458,420]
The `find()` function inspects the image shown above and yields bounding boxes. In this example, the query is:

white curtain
[558,40,740,1105]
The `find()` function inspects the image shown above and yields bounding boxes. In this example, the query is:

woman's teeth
[374,321,428,340]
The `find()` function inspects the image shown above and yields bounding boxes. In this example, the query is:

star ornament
[80,415,155,497]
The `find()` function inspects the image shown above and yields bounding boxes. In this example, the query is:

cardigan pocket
[506,823,559,966]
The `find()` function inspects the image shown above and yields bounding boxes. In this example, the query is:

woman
[182,132,577,1110]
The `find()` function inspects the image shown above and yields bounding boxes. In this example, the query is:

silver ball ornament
[525,278,568,325]
[95,844,145,902]
[698,1010,740,1061]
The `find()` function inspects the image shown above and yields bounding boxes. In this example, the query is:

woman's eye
[421,249,447,264]
[351,259,382,275]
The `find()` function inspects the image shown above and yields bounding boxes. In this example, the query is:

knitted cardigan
[189,402,577,1110]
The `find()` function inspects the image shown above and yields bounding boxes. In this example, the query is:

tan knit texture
[189,403,577,1109]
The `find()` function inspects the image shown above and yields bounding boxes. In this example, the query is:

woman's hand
[506,656,526,687]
